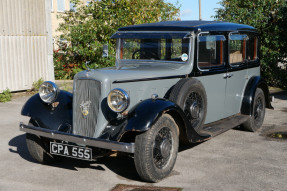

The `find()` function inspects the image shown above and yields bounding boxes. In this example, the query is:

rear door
[225,33,249,116]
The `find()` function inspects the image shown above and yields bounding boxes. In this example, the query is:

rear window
[229,34,249,65]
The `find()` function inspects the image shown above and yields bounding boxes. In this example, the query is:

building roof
[118,20,256,32]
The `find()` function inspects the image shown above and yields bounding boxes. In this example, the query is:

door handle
[228,73,234,78]
[223,73,234,79]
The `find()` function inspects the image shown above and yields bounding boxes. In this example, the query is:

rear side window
[198,34,226,70]
[229,34,249,65]
[247,36,258,61]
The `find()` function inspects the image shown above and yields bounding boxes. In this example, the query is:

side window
[229,34,249,65]
[247,36,258,61]
[198,34,226,70]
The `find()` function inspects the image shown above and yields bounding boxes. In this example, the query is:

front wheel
[242,88,266,132]
[134,114,179,182]
[26,119,60,164]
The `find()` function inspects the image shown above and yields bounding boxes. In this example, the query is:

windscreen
[113,32,191,63]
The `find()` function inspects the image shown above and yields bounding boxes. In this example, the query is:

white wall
[0,0,54,92]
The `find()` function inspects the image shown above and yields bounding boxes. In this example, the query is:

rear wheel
[134,114,179,182]
[242,88,266,132]
[26,119,60,164]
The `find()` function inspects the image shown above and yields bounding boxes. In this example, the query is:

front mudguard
[21,90,73,131]
[123,98,209,143]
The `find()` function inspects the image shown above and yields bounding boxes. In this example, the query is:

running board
[199,114,250,137]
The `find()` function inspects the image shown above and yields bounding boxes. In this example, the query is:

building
[0,0,54,92]
[51,0,89,49]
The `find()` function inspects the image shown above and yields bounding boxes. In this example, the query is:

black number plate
[50,142,92,161]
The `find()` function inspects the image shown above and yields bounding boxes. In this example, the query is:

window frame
[228,32,249,67]
[197,32,226,71]
[57,0,66,12]
[246,34,259,63]
[115,31,193,66]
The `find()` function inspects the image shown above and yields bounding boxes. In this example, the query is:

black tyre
[169,78,207,132]
[26,120,60,164]
[242,88,266,132]
[134,114,179,182]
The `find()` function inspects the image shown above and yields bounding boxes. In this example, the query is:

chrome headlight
[107,88,129,113]
[39,81,59,104]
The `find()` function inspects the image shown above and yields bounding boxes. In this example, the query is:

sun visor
[110,32,190,39]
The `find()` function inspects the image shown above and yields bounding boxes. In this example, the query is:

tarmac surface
[0,91,286,191]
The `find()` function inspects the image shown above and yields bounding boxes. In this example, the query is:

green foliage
[32,78,44,92]
[0,89,12,103]
[55,0,180,79]
[27,78,44,94]
[214,0,287,88]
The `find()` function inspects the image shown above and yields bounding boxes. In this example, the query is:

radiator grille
[73,79,101,137]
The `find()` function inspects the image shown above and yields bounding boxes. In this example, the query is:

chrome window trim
[197,32,226,72]
[228,32,249,67]
[115,32,194,67]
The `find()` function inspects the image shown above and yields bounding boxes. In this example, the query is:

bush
[0,89,12,103]
[214,0,287,89]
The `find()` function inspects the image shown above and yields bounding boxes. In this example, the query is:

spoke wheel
[134,114,179,182]
[242,88,266,132]
[153,127,172,169]
[184,92,204,130]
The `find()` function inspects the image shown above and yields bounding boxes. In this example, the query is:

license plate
[50,142,92,161]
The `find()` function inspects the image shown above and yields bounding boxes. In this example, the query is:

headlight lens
[107,88,129,113]
[39,81,59,104]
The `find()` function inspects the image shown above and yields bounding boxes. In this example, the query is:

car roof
[118,20,256,32]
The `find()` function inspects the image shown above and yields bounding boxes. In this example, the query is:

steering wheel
[132,49,160,60]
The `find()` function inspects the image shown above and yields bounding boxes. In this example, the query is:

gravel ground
[0,91,286,191]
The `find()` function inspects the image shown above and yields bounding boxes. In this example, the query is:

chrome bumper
[19,123,134,153]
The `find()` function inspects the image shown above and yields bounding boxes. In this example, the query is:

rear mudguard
[21,91,73,131]
[124,98,210,143]
[241,76,273,116]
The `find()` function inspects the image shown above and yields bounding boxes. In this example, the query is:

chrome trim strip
[19,123,134,153]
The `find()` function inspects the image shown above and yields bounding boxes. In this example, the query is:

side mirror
[102,44,108,58]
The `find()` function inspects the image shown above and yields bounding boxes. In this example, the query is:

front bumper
[19,123,134,153]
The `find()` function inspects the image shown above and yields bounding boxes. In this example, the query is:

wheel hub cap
[160,138,171,158]
[190,102,200,119]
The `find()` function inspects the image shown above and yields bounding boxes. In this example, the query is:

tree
[54,0,180,79]
[214,0,287,88]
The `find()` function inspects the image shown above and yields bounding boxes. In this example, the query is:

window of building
[70,2,76,12]
[198,34,226,70]
[229,34,249,65]
[57,0,65,12]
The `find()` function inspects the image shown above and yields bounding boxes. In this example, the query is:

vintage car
[20,21,273,182]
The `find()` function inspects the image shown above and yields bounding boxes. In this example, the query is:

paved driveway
[0,92,286,191]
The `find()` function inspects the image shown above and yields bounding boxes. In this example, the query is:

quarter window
[247,36,258,61]
[198,34,226,70]
[229,34,249,65]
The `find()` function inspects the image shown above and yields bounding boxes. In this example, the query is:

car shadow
[8,134,35,163]
[270,90,287,101]
[9,134,203,182]
[8,134,142,181]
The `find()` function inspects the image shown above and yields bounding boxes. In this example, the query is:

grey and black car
[20,21,273,182]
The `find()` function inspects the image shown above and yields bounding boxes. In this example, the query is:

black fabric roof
[118,21,256,32]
